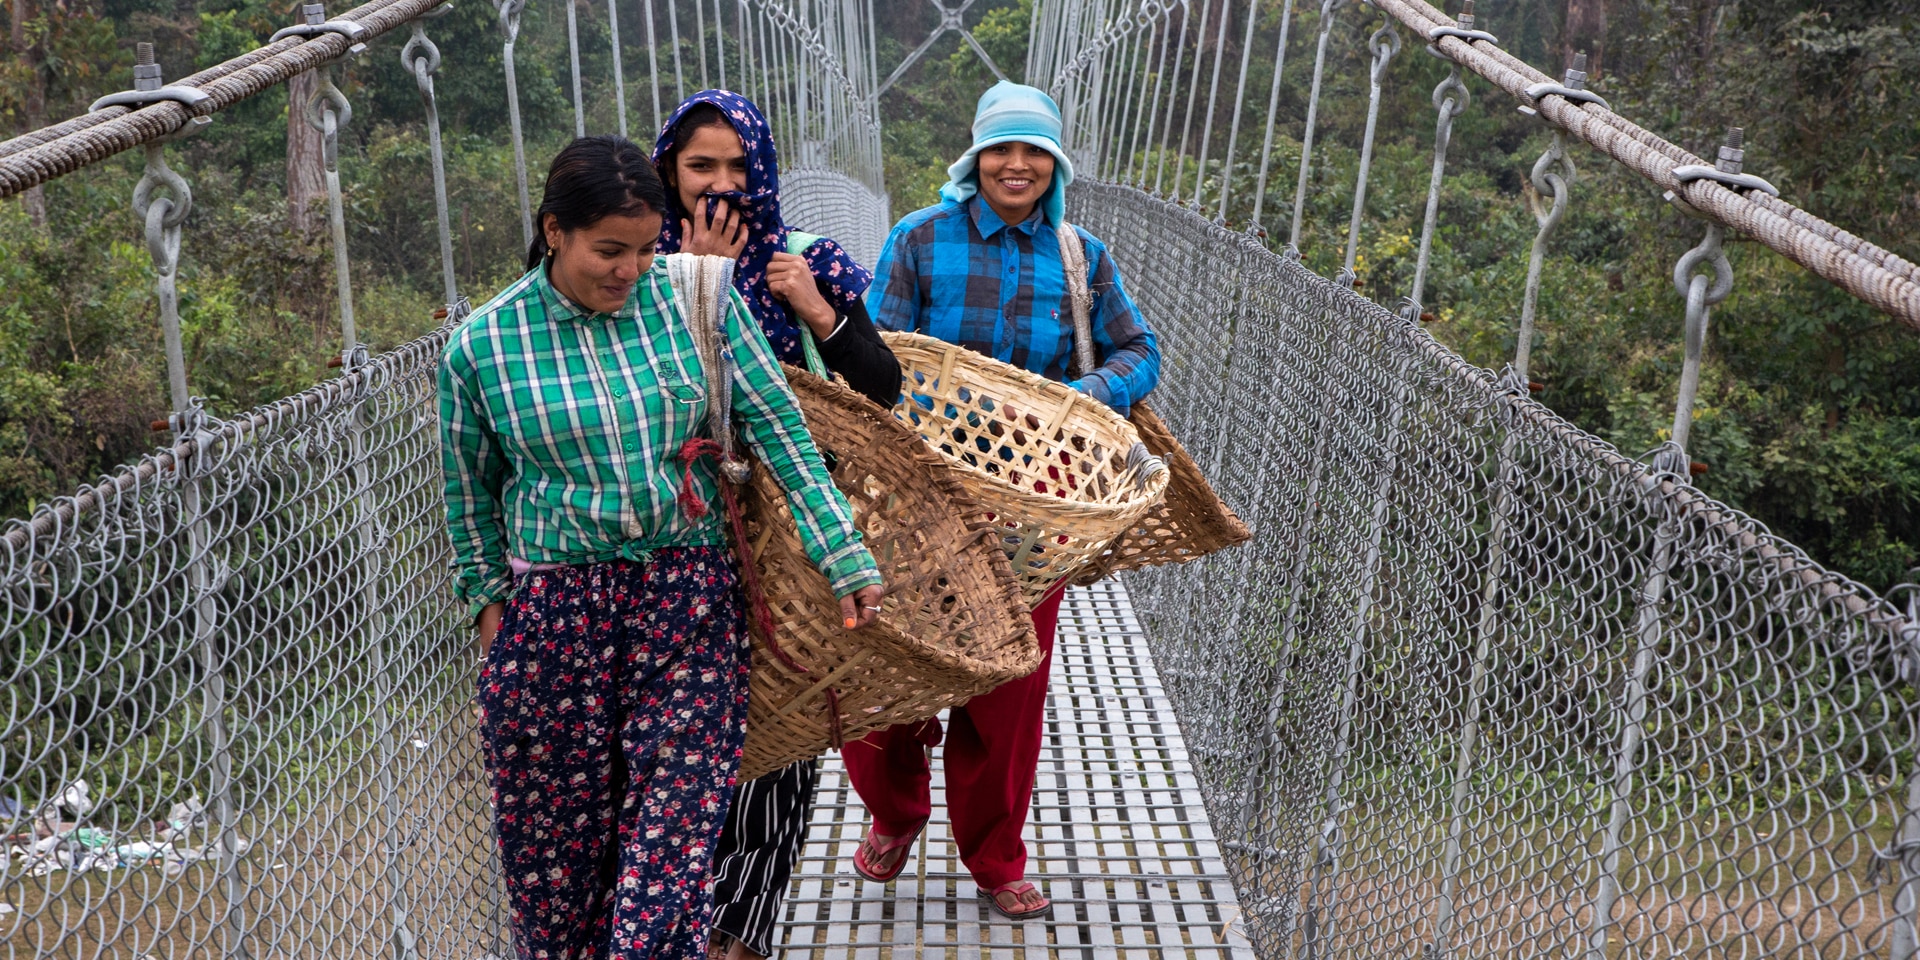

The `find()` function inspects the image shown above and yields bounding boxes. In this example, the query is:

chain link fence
[0,188,886,960]
[2,329,511,958]
[1073,178,1920,960]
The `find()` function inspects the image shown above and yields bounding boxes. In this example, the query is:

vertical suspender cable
[1170,0,1211,202]
[1124,15,1166,185]
[1191,0,1234,211]
[668,0,686,101]
[714,0,725,89]
[644,0,663,135]
[1338,19,1398,281]
[694,0,708,88]
[1247,0,1296,232]
[609,0,628,137]
[499,0,534,250]
[1153,2,1192,195]
[1289,0,1346,248]
[566,0,586,135]
[1216,0,1261,221]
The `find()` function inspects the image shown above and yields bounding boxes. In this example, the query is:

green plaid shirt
[439,260,880,614]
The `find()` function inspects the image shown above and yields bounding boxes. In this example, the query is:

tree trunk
[287,69,326,238]
[1561,0,1607,79]
[12,0,48,229]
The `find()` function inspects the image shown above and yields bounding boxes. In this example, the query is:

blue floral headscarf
[653,89,872,364]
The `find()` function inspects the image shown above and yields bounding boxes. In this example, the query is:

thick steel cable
[0,0,440,197]
[1363,0,1920,329]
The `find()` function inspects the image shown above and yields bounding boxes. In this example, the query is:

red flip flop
[851,820,927,883]
[980,880,1052,920]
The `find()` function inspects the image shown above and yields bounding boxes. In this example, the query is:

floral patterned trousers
[477,549,750,960]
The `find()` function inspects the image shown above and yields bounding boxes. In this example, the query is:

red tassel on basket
[676,438,807,676]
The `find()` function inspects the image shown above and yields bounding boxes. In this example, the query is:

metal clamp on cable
[1672,165,1779,198]
[1666,126,1777,217]
[1522,82,1608,112]
[270,2,370,59]
[1427,1,1496,50]
[90,43,213,137]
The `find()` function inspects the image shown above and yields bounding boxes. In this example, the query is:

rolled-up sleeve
[438,339,516,619]
[1068,236,1160,417]
[722,289,882,597]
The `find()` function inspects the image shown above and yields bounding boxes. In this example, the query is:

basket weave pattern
[738,368,1040,781]
[881,331,1170,602]
[1070,400,1251,585]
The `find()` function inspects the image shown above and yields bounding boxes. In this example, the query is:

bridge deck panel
[777,582,1256,960]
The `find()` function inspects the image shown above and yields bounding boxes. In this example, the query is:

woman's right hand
[476,601,505,658]
[682,198,747,259]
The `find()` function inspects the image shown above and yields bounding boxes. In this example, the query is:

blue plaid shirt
[866,196,1159,415]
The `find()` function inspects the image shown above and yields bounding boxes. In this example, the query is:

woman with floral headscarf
[653,90,900,960]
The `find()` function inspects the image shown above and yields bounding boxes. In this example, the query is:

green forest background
[1,0,1916,593]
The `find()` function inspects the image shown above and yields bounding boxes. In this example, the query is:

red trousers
[842,585,1066,890]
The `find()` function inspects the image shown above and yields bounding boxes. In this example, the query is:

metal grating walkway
[776,581,1259,959]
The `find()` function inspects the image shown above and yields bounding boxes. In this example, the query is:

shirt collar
[967,194,1045,240]
[535,261,644,321]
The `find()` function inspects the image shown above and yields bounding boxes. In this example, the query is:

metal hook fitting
[270,2,370,58]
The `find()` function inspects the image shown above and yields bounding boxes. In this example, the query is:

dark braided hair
[526,135,669,269]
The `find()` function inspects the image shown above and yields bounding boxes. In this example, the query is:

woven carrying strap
[662,254,819,709]
[1055,222,1163,488]
[1052,224,1249,582]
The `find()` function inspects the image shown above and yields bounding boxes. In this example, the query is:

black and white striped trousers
[710,758,818,956]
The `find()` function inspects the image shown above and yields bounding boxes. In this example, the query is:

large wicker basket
[1070,400,1251,585]
[880,331,1170,602]
[738,368,1040,781]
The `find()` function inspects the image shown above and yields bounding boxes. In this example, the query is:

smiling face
[975,141,1056,225]
[544,210,665,315]
[670,122,750,217]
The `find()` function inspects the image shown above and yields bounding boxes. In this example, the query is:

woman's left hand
[840,583,885,630]
[767,252,837,338]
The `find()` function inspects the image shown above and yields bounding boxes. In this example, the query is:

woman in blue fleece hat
[844,81,1161,922]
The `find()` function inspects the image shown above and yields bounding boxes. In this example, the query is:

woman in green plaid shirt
[438,136,883,959]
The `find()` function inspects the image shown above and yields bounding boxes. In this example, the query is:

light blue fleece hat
[938,81,1076,225]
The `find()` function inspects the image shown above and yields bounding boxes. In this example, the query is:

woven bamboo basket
[738,368,1040,781]
[879,331,1171,603]
[1070,400,1251,585]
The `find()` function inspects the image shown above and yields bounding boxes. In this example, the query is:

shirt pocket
[644,375,709,448]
